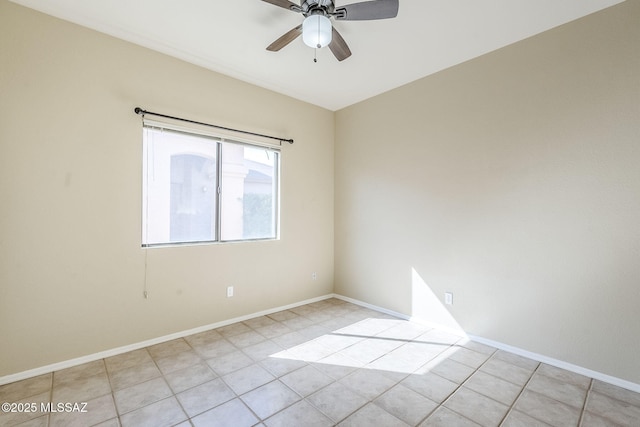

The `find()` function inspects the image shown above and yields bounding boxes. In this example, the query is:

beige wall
[2,0,638,387]
[0,0,334,377]
[335,1,640,384]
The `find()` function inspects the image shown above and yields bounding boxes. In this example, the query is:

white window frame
[142,118,281,247]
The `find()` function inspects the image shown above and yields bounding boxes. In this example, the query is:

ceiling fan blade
[261,0,301,13]
[329,27,352,61]
[334,0,399,21]
[267,25,303,51]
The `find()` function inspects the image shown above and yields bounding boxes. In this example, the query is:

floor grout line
[497,362,541,426]
[576,378,594,427]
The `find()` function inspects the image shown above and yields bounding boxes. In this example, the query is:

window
[142,126,279,246]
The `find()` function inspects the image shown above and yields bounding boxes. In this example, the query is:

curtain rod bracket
[133,107,294,144]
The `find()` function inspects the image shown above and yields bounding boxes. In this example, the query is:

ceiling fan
[261,0,399,61]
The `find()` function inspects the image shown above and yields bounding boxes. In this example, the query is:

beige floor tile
[493,350,540,371]
[501,410,552,427]
[49,393,116,427]
[0,374,52,402]
[267,310,299,322]
[281,316,315,331]
[536,363,591,389]
[340,337,404,365]
[448,347,492,369]
[585,390,640,426]
[375,384,438,425]
[52,372,111,403]
[105,349,153,373]
[426,359,475,384]
[147,338,191,360]
[216,322,252,337]
[255,323,295,340]
[53,360,106,387]
[0,391,50,426]
[308,382,368,423]
[338,402,409,427]
[191,337,236,359]
[286,341,335,362]
[243,315,277,329]
[479,357,535,386]
[206,350,255,376]
[93,418,121,427]
[402,372,459,404]
[312,333,363,352]
[444,387,510,427]
[289,304,319,317]
[241,339,283,361]
[226,330,266,348]
[336,318,400,337]
[154,349,202,375]
[312,353,362,380]
[119,396,186,427]
[514,390,581,427]
[108,358,161,391]
[13,415,50,427]
[591,380,640,407]
[259,354,308,377]
[420,406,481,427]
[580,411,624,427]
[163,362,217,394]
[264,399,333,427]
[464,371,523,406]
[303,311,335,324]
[460,340,497,356]
[280,365,333,397]
[526,372,588,408]
[366,352,425,374]
[191,398,258,427]
[375,321,431,341]
[240,380,300,419]
[183,329,223,347]
[113,377,172,414]
[222,363,275,395]
[339,368,397,400]
[416,329,464,346]
[269,330,307,347]
[176,378,235,418]
[392,341,448,366]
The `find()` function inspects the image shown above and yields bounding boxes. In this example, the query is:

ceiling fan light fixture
[302,15,332,48]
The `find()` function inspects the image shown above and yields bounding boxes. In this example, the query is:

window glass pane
[220,142,278,241]
[143,128,217,245]
[170,154,216,242]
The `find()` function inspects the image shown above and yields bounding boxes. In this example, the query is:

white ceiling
[11,0,624,111]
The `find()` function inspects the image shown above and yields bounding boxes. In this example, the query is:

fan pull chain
[314,48,318,63]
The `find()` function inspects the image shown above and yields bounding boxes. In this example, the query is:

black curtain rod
[134,107,294,144]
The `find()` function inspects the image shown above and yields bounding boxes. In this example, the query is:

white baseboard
[332,293,640,394]
[467,335,640,394]
[0,294,334,386]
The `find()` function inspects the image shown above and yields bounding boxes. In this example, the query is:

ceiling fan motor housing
[301,0,335,17]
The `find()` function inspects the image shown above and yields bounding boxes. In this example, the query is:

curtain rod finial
[134,107,144,115]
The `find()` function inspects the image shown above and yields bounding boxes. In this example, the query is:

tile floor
[1,298,639,427]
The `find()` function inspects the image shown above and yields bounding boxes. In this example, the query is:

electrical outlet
[445,292,453,305]
[227,286,234,298]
